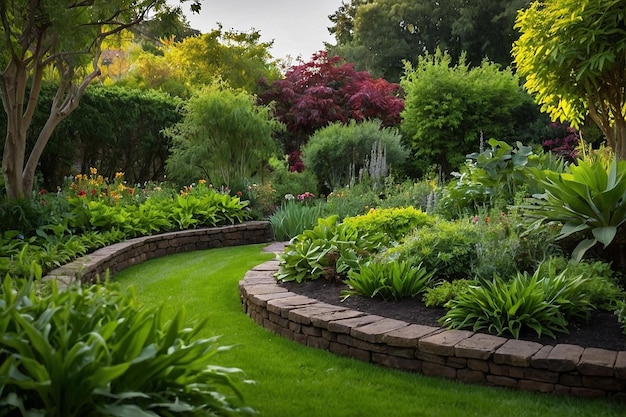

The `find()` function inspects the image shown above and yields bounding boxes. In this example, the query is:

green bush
[440,268,594,339]
[0,276,253,416]
[322,183,380,220]
[383,219,480,281]
[269,200,325,241]
[275,216,380,283]
[342,206,434,244]
[342,260,434,301]
[303,119,409,190]
[378,178,438,212]
[422,279,478,308]
[535,256,624,310]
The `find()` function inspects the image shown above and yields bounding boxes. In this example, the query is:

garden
[2,0,626,415]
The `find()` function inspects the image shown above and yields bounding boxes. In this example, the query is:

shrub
[322,183,380,221]
[536,256,624,310]
[275,216,380,283]
[422,279,478,308]
[342,260,434,301]
[0,276,253,416]
[269,200,325,241]
[383,219,480,281]
[303,119,409,190]
[342,206,434,244]
[440,268,593,339]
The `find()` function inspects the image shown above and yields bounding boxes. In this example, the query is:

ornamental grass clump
[0,276,253,416]
[342,260,434,301]
[440,268,594,339]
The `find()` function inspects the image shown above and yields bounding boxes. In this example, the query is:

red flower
[39,188,47,195]
[236,191,243,197]
[77,189,87,197]
[128,187,134,195]
[91,188,97,196]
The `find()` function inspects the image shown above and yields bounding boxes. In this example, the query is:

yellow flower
[198,179,206,185]
[90,167,98,175]
[115,172,124,180]
[117,183,126,191]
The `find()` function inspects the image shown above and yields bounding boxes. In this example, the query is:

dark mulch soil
[279,279,626,352]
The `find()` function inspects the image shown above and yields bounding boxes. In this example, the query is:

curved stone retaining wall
[239,260,626,399]
[44,221,272,287]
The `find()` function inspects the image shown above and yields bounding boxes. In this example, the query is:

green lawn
[113,244,626,417]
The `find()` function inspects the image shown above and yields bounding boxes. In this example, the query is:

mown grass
[113,244,626,417]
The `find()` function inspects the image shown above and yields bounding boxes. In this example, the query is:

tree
[165,82,282,187]
[327,0,530,83]
[0,0,199,199]
[512,0,626,159]
[400,50,530,177]
[115,26,280,97]
[258,51,404,152]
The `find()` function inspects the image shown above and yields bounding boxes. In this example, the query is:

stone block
[457,369,486,384]
[383,324,441,348]
[288,303,348,325]
[531,345,554,369]
[418,330,474,356]
[524,368,559,383]
[327,314,385,335]
[422,362,457,379]
[616,351,626,380]
[372,353,422,372]
[547,344,584,372]
[454,333,507,360]
[518,380,554,393]
[577,348,617,377]
[351,318,410,343]
[310,310,366,329]
[493,340,543,367]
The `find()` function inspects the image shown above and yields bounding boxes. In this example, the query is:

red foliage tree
[258,51,404,152]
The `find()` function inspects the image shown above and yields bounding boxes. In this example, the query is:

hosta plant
[0,276,254,417]
[275,215,380,283]
[526,157,626,266]
[342,260,434,301]
[440,268,593,339]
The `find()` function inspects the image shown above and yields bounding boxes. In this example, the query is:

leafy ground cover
[114,245,626,417]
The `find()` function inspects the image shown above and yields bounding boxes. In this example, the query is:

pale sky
[181,0,344,61]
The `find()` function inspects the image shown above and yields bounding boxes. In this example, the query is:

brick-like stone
[310,310,366,329]
[582,376,623,391]
[467,359,490,373]
[560,373,582,387]
[383,324,441,347]
[457,369,486,384]
[518,380,554,393]
[307,336,330,350]
[327,315,385,335]
[570,387,606,398]
[486,375,518,388]
[447,356,467,369]
[329,342,350,357]
[387,347,416,359]
[301,325,321,337]
[348,347,371,362]
[422,362,457,379]
[372,353,422,372]
[524,368,559,383]
[418,330,474,356]
[266,295,318,316]
[489,362,525,379]
[531,345,554,369]
[244,283,289,296]
[417,351,447,365]
[288,303,348,325]
[577,348,617,377]
[351,318,410,343]
[493,340,543,367]
[455,333,507,360]
[616,351,626,380]
[547,344,584,372]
